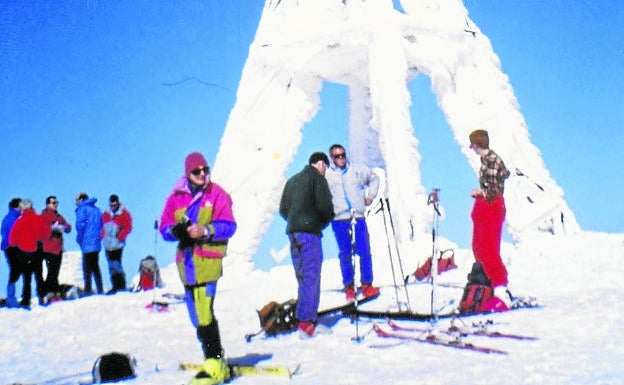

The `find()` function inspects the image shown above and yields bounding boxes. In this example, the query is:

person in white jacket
[325,144,380,302]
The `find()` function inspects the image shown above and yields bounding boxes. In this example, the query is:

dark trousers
[82,251,103,294]
[105,248,126,290]
[31,251,46,300]
[13,249,37,307]
[6,246,21,286]
[43,251,63,294]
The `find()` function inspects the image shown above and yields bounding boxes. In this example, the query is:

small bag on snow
[135,255,163,291]
[412,248,457,281]
[92,352,137,383]
[256,298,298,336]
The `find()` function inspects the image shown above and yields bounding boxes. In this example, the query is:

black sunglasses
[332,153,346,159]
[191,166,210,176]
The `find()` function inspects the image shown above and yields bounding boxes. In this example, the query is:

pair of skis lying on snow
[372,318,537,355]
[179,319,537,382]
[242,293,538,356]
[179,361,300,379]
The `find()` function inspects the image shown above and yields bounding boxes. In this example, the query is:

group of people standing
[279,144,382,339]
[1,193,133,308]
[278,130,513,340]
[0,129,510,385]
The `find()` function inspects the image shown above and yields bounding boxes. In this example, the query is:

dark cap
[309,152,329,166]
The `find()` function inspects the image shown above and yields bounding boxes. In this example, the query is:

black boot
[197,320,223,359]
[113,273,126,291]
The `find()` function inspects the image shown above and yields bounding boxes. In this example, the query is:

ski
[145,301,176,312]
[179,362,301,378]
[510,295,539,309]
[346,294,539,321]
[244,294,379,342]
[372,323,508,355]
[386,319,537,340]
[318,293,379,317]
[145,295,185,312]
[344,307,456,321]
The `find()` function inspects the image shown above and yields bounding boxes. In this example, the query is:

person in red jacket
[102,194,132,293]
[40,196,72,300]
[9,199,50,308]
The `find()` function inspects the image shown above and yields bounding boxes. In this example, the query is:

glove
[51,222,64,238]
[171,222,195,249]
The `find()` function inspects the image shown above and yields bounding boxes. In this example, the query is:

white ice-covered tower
[212,0,580,265]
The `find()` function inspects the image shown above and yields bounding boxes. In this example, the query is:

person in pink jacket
[159,152,236,385]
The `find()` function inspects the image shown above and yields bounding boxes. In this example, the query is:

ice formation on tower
[211,0,580,265]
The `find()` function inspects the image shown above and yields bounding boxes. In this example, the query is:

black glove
[171,222,195,249]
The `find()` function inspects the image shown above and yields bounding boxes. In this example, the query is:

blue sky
[1,1,622,291]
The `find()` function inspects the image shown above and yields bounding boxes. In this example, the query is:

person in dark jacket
[75,192,104,294]
[40,195,72,299]
[279,152,335,339]
[8,199,50,308]
[1,198,22,308]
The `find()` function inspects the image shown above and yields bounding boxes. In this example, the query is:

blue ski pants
[289,232,323,323]
[331,218,374,287]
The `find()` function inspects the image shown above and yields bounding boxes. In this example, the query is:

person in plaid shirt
[469,129,511,312]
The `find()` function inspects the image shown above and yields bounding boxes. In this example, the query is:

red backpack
[459,262,493,314]
[136,256,162,291]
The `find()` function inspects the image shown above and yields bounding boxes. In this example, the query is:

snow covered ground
[1,231,622,385]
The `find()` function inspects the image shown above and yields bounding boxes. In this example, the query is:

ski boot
[190,357,231,385]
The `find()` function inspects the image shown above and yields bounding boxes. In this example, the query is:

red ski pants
[471,195,508,287]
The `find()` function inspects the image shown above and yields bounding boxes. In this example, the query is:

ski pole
[384,198,412,312]
[349,209,364,342]
[427,188,441,323]
[377,198,402,310]
[153,219,158,257]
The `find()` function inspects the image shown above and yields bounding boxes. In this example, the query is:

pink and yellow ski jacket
[159,177,236,285]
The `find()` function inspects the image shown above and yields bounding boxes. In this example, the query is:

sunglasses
[332,153,346,159]
[49,201,58,205]
[191,166,210,176]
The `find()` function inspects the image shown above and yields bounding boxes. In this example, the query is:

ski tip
[289,363,302,377]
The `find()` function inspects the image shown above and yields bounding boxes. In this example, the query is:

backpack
[92,352,136,383]
[459,262,493,314]
[136,255,162,291]
[256,299,298,336]
[412,248,457,281]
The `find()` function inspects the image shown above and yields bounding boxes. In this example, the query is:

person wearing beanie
[325,144,380,302]
[159,152,237,385]
[102,194,133,294]
[279,152,335,339]
[468,129,511,312]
